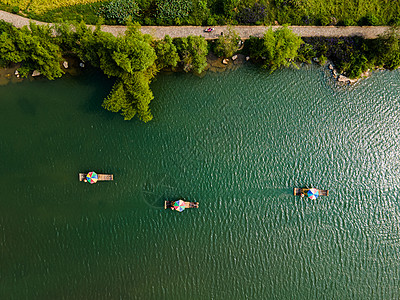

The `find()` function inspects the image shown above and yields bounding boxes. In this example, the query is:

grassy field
[0,0,102,14]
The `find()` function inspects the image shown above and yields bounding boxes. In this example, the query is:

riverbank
[0,52,369,87]
[1,10,398,119]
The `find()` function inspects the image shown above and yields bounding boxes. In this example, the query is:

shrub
[366,14,380,26]
[214,26,240,57]
[359,14,380,26]
[389,17,400,26]
[223,0,240,18]
[274,0,289,8]
[174,35,208,74]
[302,15,315,25]
[319,54,327,65]
[247,36,265,59]
[188,0,211,26]
[302,36,372,78]
[216,15,227,25]
[207,16,217,26]
[99,0,140,24]
[342,18,356,26]
[143,17,153,25]
[236,3,267,25]
[153,35,179,70]
[297,43,315,63]
[0,22,64,80]
[319,15,334,26]
[263,26,303,71]
[156,0,192,20]
[376,28,400,70]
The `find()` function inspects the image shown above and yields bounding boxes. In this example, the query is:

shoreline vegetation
[1,11,400,122]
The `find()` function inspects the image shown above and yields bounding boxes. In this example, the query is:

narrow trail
[0,10,390,39]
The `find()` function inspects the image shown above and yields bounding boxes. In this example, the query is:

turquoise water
[1,65,400,299]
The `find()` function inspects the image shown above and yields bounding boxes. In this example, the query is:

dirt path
[0,10,390,39]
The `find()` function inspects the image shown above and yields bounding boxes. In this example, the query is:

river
[0,64,399,299]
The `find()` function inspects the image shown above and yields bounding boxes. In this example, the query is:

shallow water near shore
[1,64,400,299]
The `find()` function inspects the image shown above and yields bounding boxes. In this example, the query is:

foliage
[0,21,64,79]
[262,26,303,71]
[359,13,380,26]
[153,35,180,70]
[174,35,208,74]
[0,0,30,11]
[0,31,22,62]
[156,0,192,20]
[214,26,240,58]
[53,21,157,121]
[375,28,400,70]
[296,43,315,63]
[12,0,101,15]
[236,3,267,25]
[98,0,140,24]
[3,0,400,26]
[73,23,156,120]
[28,2,103,24]
[222,0,239,18]
[11,5,19,13]
[319,54,327,65]
[302,36,372,78]
[187,0,211,26]
[246,36,265,59]
[102,71,154,121]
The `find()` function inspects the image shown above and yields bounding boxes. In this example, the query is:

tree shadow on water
[17,97,37,116]
[77,67,116,119]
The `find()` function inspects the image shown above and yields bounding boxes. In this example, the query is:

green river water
[0,64,400,299]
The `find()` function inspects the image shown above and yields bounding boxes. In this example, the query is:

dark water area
[1,65,400,299]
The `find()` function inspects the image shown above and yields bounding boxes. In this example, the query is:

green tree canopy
[263,26,303,71]
[102,70,155,122]
[153,35,180,70]
[0,22,63,80]
[376,27,400,70]
[214,26,241,58]
[63,22,157,122]
[174,35,208,74]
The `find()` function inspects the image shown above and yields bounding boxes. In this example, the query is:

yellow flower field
[1,0,103,14]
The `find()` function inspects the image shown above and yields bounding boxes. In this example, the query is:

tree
[174,35,208,73]
[0,32,22,63]
[263,26,303,71]
[94,24,156,121]
[153,35,180,70]
[102,71,155,122]
[0,22,64,80]
[214,26,241,57]
[376,27,400,70]
[65,21,157,122]
[247,36,265,59]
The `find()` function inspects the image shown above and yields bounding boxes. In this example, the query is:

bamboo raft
[164,200,199,210]
[294,188,329,196]
[79,173,114,181]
